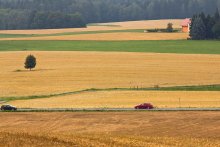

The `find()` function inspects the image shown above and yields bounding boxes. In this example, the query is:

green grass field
[0,40,220,54]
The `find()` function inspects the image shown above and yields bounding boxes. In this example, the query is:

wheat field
[10,91,220,108]
[0,19,183,35]
[0,19,187,41]
[0,112,219,146]
[0,51,220,97]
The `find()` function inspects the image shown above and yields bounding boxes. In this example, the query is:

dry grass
[0,19,183,35]
[0,32,188,41]
[1,51,220,97]
[0,112,219,146]
[10,91,220,108]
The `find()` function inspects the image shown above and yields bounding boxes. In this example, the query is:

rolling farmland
[0,19,220,147]
[0,19,187,41]
[10,91,220,108]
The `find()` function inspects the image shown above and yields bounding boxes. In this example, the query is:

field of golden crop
[0,19,187,41]
[0,112,219,146]
[0,19,183,35]
[1,51,220,97]
[0,32,188,41]
[10,91,220,108]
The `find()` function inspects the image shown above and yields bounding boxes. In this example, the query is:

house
[181,18,191,33]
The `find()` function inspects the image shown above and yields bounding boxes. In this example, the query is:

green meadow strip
[0,34,37,38]
[0,40,220,54]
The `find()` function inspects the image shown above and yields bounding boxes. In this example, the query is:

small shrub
[146,29,159,32]
[146,28,178,33]
[154,85,160,89]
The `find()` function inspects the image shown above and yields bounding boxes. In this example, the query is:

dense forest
[0,0,219,30]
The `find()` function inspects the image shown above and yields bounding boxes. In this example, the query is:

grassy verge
[1,84,219,102]
[0,40,220,54]
[0,34,37,38]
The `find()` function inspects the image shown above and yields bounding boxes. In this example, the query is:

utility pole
[179,98,181,108]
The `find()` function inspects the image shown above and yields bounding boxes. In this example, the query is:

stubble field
[1,51,220,97]
[0,112,219,146]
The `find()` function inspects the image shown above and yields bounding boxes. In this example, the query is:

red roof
[181,18,191,27]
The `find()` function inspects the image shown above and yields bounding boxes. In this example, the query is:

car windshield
[5,105,12,107]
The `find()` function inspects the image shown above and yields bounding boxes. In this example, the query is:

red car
[134,103,154,109]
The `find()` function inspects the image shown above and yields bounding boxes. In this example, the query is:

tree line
[0,0,219,30]
[190,10,220,40]
[0,10,86,29]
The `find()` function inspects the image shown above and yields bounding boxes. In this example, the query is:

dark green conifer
[190,15,206,40]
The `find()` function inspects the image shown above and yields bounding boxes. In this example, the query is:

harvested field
[0,32,188,41]
[0,19,182,35]
[100,19,183,30]
[0,112,219,146]
[0,51,220,97]
[10,91,220,108]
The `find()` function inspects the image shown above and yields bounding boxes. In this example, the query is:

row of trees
[190,10,220,40]
[0,0,219,30]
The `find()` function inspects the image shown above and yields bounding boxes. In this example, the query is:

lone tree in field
[167,23,173,32]
[24,55,36,71]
